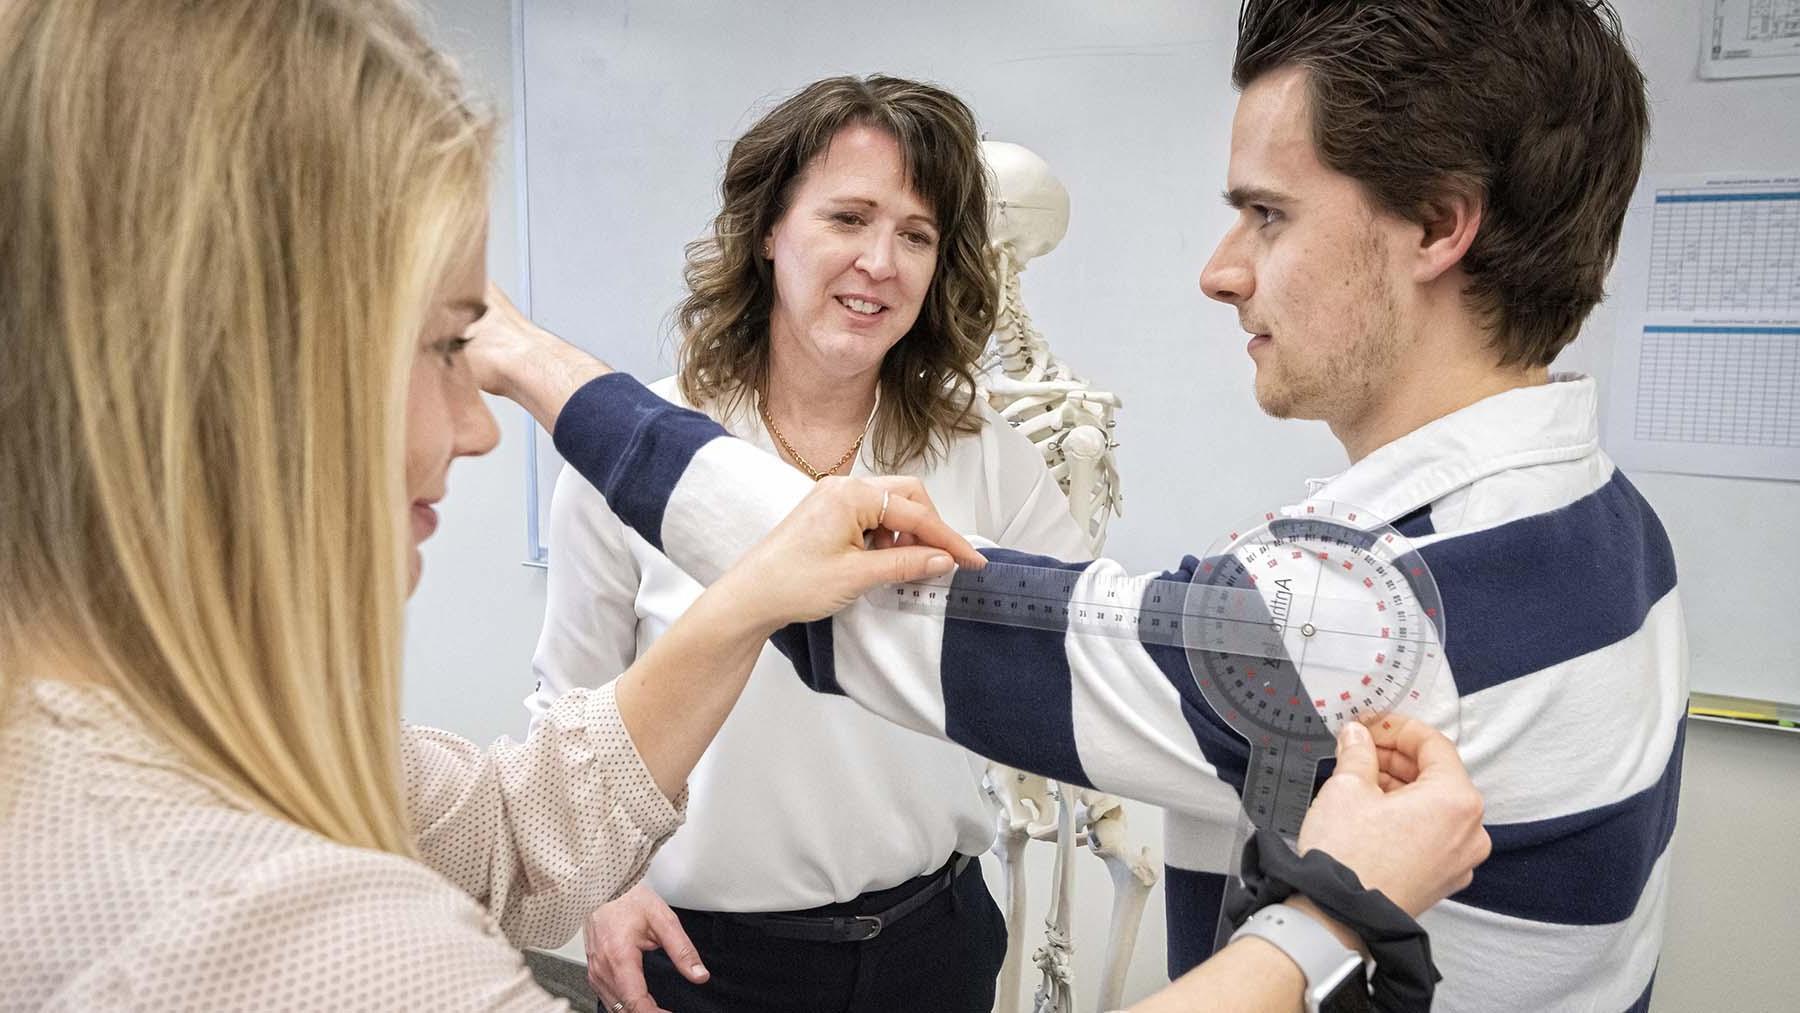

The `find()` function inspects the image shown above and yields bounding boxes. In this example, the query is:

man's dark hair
[1234,1,1649,367]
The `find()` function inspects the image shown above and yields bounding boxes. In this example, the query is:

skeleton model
[978,142,1122,549]
[977,141,1156,1013]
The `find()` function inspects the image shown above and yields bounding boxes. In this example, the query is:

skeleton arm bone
[1029,792,1080,1013]
[994,824,1033,1013]
[989,762,1051,1013]
[1075,791,1158,1011]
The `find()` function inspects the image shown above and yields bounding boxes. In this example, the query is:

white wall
[404,4,546,739]
[411,1,1800,1010]
[1563,9,1800,1004]
[1651,720,1800,1013]
[1566,2,1800,709]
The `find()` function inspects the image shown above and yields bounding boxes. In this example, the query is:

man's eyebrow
[1222,186,1293,209]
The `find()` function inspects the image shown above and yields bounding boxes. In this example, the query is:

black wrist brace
[1224,829,1441,1011]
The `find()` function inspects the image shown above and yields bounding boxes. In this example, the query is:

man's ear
[1412,187,1482,284]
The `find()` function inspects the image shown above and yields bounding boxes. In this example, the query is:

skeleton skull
[982,140,1070,267]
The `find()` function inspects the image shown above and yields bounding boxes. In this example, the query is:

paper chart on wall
[1604,173,1800,482]
[1701,0,1800,79]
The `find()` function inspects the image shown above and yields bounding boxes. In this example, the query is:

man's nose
[1200,229,1253,305]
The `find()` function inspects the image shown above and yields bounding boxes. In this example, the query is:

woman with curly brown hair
[525,75,1092,1012]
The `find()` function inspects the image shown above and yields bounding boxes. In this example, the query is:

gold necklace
[758,389,880,481]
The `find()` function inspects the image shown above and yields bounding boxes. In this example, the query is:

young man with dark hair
[477,2,1684,1009]
[1180,3,1682,1009]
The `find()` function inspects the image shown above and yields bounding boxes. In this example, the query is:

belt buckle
[842,914,883,942]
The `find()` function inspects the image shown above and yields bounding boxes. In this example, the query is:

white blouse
[529,377,1091,912]
[0,677,682,1010]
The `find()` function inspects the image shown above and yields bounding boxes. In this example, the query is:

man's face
[1200,65,1415,429]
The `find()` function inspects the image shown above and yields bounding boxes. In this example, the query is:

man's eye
[1254,205,1284,227]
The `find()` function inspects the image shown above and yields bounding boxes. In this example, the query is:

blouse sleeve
[403,681,685,949]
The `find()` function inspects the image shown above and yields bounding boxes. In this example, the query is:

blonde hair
[0,0,493,854]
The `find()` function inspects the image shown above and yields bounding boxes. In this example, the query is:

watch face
[1317,965,1374,1013]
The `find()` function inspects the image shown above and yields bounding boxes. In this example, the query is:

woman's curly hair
[676,75,994,470]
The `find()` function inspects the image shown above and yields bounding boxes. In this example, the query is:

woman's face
[763,123,940,385]
[403,231,500,591]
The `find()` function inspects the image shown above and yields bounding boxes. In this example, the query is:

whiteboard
[514,0,1799,707]
[1561,2,1800,707]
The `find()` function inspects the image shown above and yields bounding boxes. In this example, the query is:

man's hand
[583,883,709,1013]
[465,282,611,431]
[1297,717,1491,917]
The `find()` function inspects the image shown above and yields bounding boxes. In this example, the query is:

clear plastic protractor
[1184,499,1454,753]
[865,499,1459,761]
[867,499,1460,949]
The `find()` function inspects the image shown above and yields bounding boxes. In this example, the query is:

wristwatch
[1230,903,1371,1013]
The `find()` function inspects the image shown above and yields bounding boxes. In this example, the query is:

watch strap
[1231,903,1369,1013]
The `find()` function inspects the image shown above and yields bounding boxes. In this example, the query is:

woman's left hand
[718,475,988,631]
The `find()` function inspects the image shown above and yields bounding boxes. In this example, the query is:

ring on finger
[608,1002,626,1013]
[875,488,889,530]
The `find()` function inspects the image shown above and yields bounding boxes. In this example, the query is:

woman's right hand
[613,474,985,802]
[584,883,707,1013]
[715,475,987,633]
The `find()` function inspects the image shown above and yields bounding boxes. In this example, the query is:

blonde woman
[0,2,978,1008]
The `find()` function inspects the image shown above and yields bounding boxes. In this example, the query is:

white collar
[1304,373,1599,522]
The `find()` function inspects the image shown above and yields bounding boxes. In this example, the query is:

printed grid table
[1647,189,1799,315]
[1635,325,1800,448]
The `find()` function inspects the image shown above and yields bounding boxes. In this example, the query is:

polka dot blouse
[1,678,685,1010]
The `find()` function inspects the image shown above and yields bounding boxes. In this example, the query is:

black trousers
[633,857,1007,1013]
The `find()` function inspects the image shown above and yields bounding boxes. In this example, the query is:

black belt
[718,855,973,944]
